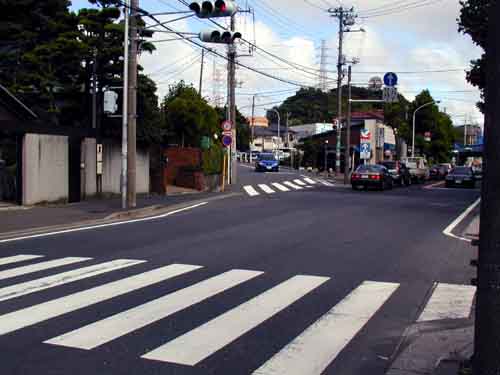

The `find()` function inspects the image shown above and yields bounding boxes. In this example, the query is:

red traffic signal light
[189,1,237,18]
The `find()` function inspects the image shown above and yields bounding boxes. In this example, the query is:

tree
[458,0,496,112]
[162,81,219,147]
[0,0,85,118]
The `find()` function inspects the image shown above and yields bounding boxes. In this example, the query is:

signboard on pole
[360,129,371,142]
[383,72,398,87]
[360,142,371,160]
[222,135,232,147]
[383,87,399,103]
[221,120,232,132]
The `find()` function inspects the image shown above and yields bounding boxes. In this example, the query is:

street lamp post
[412,101,440,156]
[268,109,281,157]
[324,140,329,175]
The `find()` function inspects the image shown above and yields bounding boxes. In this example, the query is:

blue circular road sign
[383,72,398,87]
[222,135,232,147]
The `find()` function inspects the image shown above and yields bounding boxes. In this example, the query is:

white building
[291,123,334,140]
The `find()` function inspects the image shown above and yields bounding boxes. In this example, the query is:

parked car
[255,153,279,172]
[351,164,394,191]
[445,166,476,188]
[401,157,429,183]
[379,161,412,186]
[429,164,449,180]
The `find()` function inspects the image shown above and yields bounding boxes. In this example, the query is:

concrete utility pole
[334,9,344,176]
[344,65,352,185]
[199,49,205,95]
[228,15,237,184]
[251,94,256,154]
[329,6,357,176]
[474,1,500,373]
[121,1,129,210]
[127,0,138,208]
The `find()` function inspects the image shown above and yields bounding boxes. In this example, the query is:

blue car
[255,153,279,172]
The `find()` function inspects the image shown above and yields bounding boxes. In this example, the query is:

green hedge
[202,145,224,175]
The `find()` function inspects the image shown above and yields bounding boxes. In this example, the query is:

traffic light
[199,29,242,44]
[189,1,237,18]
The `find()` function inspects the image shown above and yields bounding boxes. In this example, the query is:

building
[251,123,297,153]
[298,111,396,171]
[247,116,269,128]
[291,123,334,140]
[454,124,482,146]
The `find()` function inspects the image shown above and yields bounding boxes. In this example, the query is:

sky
[70,0,484,126]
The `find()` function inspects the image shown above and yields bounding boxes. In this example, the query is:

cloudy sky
[71,0,484,126]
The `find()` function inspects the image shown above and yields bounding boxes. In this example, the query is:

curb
[0,192,240,242]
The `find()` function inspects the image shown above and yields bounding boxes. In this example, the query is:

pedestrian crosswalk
[0,253,477,373]
[243,177,334,197]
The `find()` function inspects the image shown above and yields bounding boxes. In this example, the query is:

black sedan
[351,164,394,191]
[445,166,476,188]
[379,161,412,186]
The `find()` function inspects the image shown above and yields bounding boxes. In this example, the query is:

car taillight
[370,174,381,181]
[352,173,359,180]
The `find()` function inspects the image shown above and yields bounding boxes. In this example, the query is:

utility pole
[127,0,138,208]
[251,94,256,154]
[329,6,357,176]
[344,65,352,185]
[199,49,205,95]
[121,1,129,209]
[334,9,344,176]
[474,1,500,373]
[228,15,237,184]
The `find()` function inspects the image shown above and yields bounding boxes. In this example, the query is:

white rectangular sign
[383,87,399,103]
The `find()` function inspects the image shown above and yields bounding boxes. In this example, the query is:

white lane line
[443,198,481,242]
[142,275,329,366]
[271,183,290,192]
[0,202,208,244]
[46,269,263,350]
[0,257,91,281]
[0,264,201,336]
[417,283,476,322]
[283,181,303,190]
[253,281,399,375]
[258,184,276,194]
[293,179,307,186]
[0,254,44,266]
[244,185,260,197]
[0,259,145,302]
[303,178,317,185]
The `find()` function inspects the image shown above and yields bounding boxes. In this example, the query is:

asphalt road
[0,165,480,375]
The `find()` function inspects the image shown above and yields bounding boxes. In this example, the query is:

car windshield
[259,154,276,161]
[452,167,472,175]
[356,165,383,173]
[380,162,397,169]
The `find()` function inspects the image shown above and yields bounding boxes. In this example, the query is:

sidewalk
[0,186,233,237]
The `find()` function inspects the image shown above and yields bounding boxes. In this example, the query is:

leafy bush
[202,145,224,175]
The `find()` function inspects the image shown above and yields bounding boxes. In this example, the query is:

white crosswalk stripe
[317,179,335,187]
[141,275,329,366]
[293,179,307,186]
[417,283,476,322]
[244,185,260,196]
[0,254,44,266]
[258,184,276,194]
[283,181,303,190]
[0,257,91,281]
[271,182,290,192]
[46,269,263,350]
[0,253,480,373]
[253,281,399,375]
[303,177,317,185]
[0,263,201,336]
[0,259,145,302]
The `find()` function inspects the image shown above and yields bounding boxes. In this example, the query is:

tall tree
[458,0,496,112]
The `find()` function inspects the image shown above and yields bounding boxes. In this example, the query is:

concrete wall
[23,134,68,205]
[101,142,149,194]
